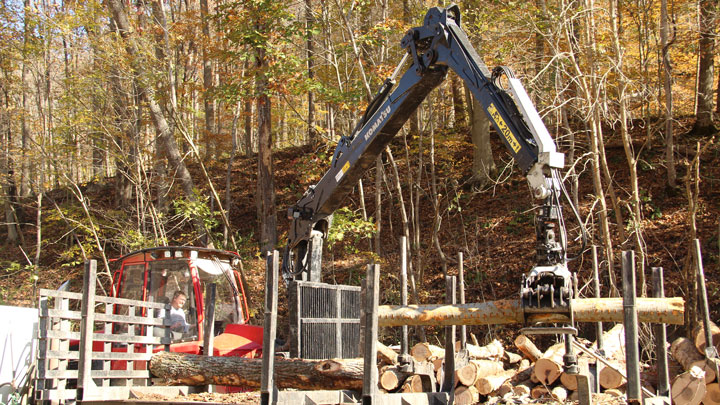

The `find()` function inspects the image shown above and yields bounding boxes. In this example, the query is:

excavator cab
[110,247,262,358]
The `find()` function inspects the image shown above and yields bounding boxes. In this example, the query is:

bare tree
[106,0,208,244]
[691,0,717,134]
[200,0,216,159]
[255,39,277,254]
[661,0,677,188]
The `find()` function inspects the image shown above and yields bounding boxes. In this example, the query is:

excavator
[282,4,586,372]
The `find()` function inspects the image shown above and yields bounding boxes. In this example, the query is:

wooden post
[77,260,97,400]
[653,267,670,398]
[442,276,456,393]
[362,264,380,404]
[458,252,466,350]
[261,251,279,405]
[592,246,603,395]
[400,236,408,356]
[693,239,720,378]
[622,251,641,403]
[203,283,216,393]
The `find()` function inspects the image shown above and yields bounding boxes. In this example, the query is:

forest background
[0,0,719,345]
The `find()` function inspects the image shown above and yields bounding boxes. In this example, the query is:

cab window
[148,261,198,341]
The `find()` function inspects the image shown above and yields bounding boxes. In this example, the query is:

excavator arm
[283,5,583,333]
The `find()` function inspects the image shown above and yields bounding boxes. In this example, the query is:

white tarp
[0,305,37,404]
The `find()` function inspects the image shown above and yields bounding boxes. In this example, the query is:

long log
[150,352,363,390]
[377,297,684,327]
[475,369,516,395]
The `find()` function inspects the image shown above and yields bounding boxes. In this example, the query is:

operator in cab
[169,290,189,334]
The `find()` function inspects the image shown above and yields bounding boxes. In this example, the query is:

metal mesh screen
[289,282,361,359]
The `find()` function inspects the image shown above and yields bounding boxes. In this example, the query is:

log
[377,297,684,326]
[514,335,542,362]
[475,369,516,395]
[599,359,626,389]
[503,351,523,365]
[593,323,625,357]
[512,378,534,396]
[469,359,505,382]
[670,336,716,383]
[410,342,444,362]
[534,342,565,385]
[456,339,504,360]
[671,366,706,405]
[693,320,720,354]
[550,386,568,402]
[400,374,424,393]
[454,385,479,405]
[455,363,479,387]
[376,341,398,365]
[704,383,720,405]
[150,351,362,390]
[493,381,512,397]
[604,388,625,397]
[508,363,533,385]
[559,356,591,390]
[530,385,549,399]
[379,367,408,391]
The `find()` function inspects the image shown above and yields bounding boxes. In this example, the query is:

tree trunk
[200,0,216,160]
[377,297,684,327]
[451,73,465,127]
[106,0,206,241]
[661,0,677,188]
[470,95,495,186]
[255,44,277,254]
[306,0,317,144]
[610,0,646,295]
[20,0,33,197]
[150,352,362,390]
[692,0,717,134]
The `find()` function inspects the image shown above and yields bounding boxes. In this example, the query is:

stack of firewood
[668,321,720,405]
[376,325,637,404]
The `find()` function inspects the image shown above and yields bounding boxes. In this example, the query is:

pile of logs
[375,326,634,404]
[668,321,720,405]
[149,321,720,404]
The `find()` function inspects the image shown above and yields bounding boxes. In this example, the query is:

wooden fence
[34,260,173,403]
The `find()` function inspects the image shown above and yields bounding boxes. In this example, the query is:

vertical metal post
[652,267,670,398]
[77,260,97,400]
[693,239,720,376]
[203,283,217,393]
[442,276,456,393]
[591,246,603,394]
[622,251,642,403]
[362,264,380,405]
[400,236,409,356]
[261,251,279,405]
[458,252,466,350]
[592,246,603,353]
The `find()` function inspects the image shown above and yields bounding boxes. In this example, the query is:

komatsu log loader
[282,4,586,369]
